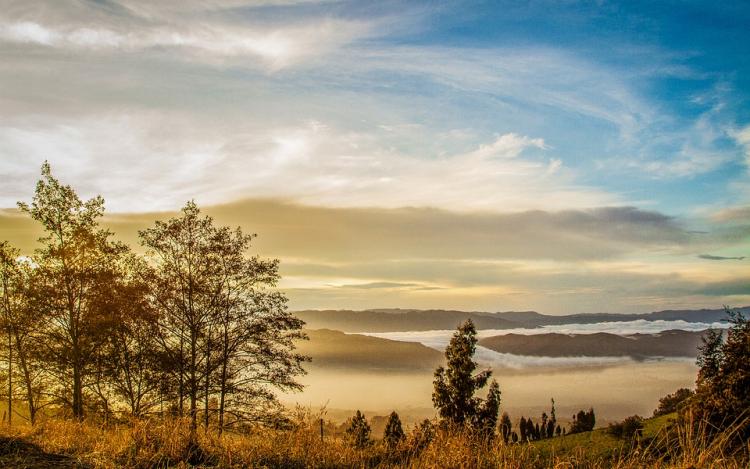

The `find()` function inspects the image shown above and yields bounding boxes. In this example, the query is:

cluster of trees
[0,163,308,439]
[428,320,585,443]
[515,401,562,442]
[569,408,596,434]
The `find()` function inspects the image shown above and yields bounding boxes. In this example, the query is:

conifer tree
[383,411,405,451]
[345,410,371,449]
[499,412,512,444]
[432,320,501,431]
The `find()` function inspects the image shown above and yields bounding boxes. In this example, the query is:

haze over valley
[279,307,741,425]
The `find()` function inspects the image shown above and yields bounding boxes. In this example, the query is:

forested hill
[293,307,749,333]
[478,330,706,359]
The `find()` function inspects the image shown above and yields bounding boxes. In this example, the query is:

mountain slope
[478,330,706,358]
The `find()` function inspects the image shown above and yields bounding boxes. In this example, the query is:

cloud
[698,254,746,261]
[336,282,422,290]
[1,117,614,213]
[0,19,372,69]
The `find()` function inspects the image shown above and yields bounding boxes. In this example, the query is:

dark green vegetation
[691,308,750,439]
[432,320,501,432]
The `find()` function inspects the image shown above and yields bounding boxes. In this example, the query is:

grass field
[0,411,748,469]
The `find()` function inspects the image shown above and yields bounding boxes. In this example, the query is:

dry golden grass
[1,414,748,469]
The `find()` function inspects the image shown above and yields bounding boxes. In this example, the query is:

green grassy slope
[532,413,676,460]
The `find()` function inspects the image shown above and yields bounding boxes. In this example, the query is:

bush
[607,415,644,440]
[653,388,694,417]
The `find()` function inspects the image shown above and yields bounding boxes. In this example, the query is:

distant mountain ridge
[478,330,706,359]
[294,309,522,333]
[294,307,749,333]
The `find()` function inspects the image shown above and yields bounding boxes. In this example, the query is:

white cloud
[0,18,373,70]
[731,124,750,167]
[2,116,617,213]
[1,22,58,44]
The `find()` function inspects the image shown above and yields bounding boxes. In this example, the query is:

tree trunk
[7,328,12,427]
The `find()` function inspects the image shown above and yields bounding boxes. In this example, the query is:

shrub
[607,415,644,440]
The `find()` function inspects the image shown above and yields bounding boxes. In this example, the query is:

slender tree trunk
[7,328,12,427]
[218,341,228,437]
[204,327,211,433]
[16,337,36,426]
[73,359,83,418]
[189,324,198,440]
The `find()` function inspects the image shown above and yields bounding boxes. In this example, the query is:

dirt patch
[0,436,93,469]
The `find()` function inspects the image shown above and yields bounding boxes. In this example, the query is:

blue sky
[0,0,748,314]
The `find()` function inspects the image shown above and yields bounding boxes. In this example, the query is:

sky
[0,0,749,314]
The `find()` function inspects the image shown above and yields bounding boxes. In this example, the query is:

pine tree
[499,412,512,444]
[432,320,501,431]
[547,398,557,438]
[383,411,405,451]
[345,410,371,449]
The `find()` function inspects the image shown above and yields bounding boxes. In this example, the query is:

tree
[140,201,307,438]
[547,398,557,438]
[499,412,512,444]
[653,388,694,417]
[345,410,371,449]
[383,411,405,451]
[692,308,750,435]
[569,408,596,433]
[432,320,502,431]
[94,254,162,418]
[0,242,45,425]
[19,162,127,418]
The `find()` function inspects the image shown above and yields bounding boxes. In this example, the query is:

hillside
[295,329,444,370]
[478,330,706,358]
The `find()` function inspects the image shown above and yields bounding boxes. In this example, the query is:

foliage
[692,307,750,436]
[653,387,694,417]
[0,241,46,425]
[499,412,512,444]
[569,408,596,434]
[607,415,644,440]
[432,320,501,432]
[139,200,309,437]
[383,411,405,451]
[18,162,130,419]
[1,165,307,433]
[344,410,371,449]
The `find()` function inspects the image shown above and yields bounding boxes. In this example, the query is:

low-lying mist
[281,357,698,426]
